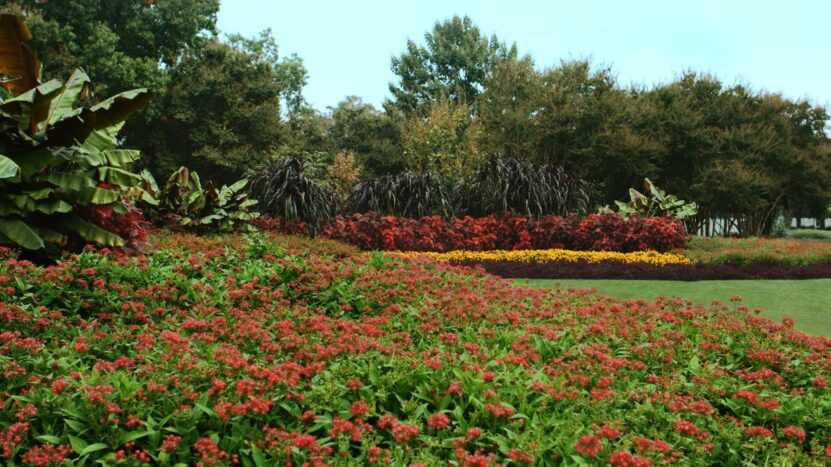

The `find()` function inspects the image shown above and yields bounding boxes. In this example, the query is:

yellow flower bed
[389,249,692,266]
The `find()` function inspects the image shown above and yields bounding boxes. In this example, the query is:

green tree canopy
[143,34,294,184]
[328,96,405,177]
[389,15,517,116]
[5,0,220,98]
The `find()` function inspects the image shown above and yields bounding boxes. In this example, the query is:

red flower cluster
[253,211,688,252]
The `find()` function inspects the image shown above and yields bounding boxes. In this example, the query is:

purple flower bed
[453,260,831,280]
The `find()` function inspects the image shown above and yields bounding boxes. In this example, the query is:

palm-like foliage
[347,172,454,219]
[141,167,259,232]
[248,156,339,232]
[457,154,592,217]
[0,61,151,255]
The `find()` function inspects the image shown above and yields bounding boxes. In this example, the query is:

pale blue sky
[217,0,830,112]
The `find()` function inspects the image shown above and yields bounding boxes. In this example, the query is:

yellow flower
[387,249,691,266]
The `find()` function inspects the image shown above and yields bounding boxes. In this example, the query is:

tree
[477,56,542,159]
[328,96,405,177]
[389,15,517,116]
[325,150,362,198]
[480,59,656,200]
[402,100,483,182]
[4,0,220,99]
[143,36,290,184]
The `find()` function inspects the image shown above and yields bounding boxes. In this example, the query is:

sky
[217,0,831,112]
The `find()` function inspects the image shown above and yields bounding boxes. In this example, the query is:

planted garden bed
[2,233,831,465]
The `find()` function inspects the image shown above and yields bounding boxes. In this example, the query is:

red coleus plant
[253,211,688,252]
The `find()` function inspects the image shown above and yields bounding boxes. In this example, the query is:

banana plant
[611,178,698,220]
[148,167,258,232]
[0,14,153,255]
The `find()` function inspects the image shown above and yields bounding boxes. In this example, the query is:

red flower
[575,435,603,457]
[350,400,370,417]
[427,413,451,430]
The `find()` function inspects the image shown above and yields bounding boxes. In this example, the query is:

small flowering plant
[0,232,830,465]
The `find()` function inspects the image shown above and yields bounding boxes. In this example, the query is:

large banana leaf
[96,167,142,187]
[0,154,20,179]
[0,218,44,250]
[80,122,124,152]
[0,14,40,97]
[34,227,67,246]
[75,186,120,205]
[7,147,53,178]
[3,194,72,214]
[46,68,90,126]
[60,217,125,247]
[0,79,62,135]
[37,172,95,191]
[46,88,151,147]
[85,149,141,167]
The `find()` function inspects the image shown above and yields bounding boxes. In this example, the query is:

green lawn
[518,278,831,337]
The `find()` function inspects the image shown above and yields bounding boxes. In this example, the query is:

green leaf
[8,147,53,178]
[35,227,67,246]
[80,443,109,455]
[69,435,88,454]
[96,167,141,187]
[38,171,95,191]
[64,418,88,433]
[60,217,125,247]
[76,186,120,205]
[46,88,150,148]
[0,154,20,179]
[120,430,156,443]
[47,69,90,126]
[36,435,63,444]
[0,79,63,134]
[0,218,44,249]
[251,446,266,466]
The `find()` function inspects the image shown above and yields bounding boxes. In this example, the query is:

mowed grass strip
[519,278,831,337]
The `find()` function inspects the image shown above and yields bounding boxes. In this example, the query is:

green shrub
[787,229,831,241]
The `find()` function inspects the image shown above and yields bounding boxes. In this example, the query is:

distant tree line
[6,2,829,235]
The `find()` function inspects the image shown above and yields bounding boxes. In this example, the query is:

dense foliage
[401,101,483,183]
[2,233,831,465]
[257,212,688,253]
[5,8,828,234]
[144,167,259,233]
[142,34,302,184]
[0,61,151,256]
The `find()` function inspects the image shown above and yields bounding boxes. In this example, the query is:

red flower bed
[252,212,688,252]
[1,232,830,465]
